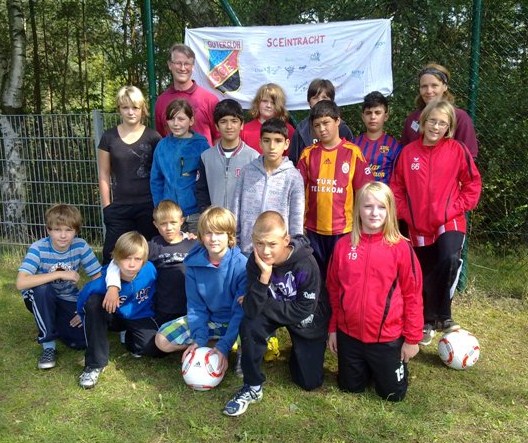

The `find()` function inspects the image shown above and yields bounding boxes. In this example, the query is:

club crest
[206,40,242,93]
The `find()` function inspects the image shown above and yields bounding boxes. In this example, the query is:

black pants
[82,294,163,368]
[240,315,327,391]
[305,230,345,282]
[23,284,86,349]
[337,330,407,402]
[102,202,157,264]
[413,232,464,324]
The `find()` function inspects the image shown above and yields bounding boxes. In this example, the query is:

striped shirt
[298,139,371,235]
[19,237,102,301]
[353,132,403,185]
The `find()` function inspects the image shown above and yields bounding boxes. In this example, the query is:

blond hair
[197,207,237,248]
[351,182,402,247]
[419,99,457,139]
[153,200,183,223]
[116,86,149,121]
[415,63,455,109]
[252,211,288,240]
[112,231,149,264]
[45,204,82,233]
[249,83,289,121]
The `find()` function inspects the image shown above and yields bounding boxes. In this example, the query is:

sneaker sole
[443,325,461,334]
[38,361,56,369]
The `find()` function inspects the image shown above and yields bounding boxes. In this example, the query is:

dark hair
[213,99,244,124]
[307,79,336,102]
[309,100,340,125]
[362,91,389,112]
[165,99,193,120]
[261,117,288,139]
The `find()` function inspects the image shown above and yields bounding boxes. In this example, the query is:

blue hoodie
[184,243,247,357]
[150,132,209,215]
[77,262,157,321]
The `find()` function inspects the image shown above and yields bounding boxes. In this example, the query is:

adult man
[155,44,219,145]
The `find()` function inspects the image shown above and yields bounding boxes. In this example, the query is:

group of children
[17,74,481,416]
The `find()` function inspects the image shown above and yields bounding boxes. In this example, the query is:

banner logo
[206,40,242,93]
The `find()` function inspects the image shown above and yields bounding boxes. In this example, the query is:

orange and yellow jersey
[298,138,371,235]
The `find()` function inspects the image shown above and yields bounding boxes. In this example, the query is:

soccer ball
[181,346,225,391]
[437,329,480,370]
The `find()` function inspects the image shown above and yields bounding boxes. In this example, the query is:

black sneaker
[418,323,436,346]
[38,348,57,369]
[441,319,461,333]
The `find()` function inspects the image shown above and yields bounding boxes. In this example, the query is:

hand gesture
[327,332,338,354]
[401,342,419,363]
[254,251,272,284]
[211,347,228,374]
[182,342,199,363]
[102,286,120,314]
[69,313,82,328]
[60,270,80,283]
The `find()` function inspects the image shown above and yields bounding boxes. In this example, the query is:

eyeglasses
[426,119,449,129]
[170,61,193,69]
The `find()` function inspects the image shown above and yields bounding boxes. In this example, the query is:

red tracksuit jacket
[390,137,481,246]
[327,232,423,344]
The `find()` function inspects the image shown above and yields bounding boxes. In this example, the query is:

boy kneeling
[77,232,162,389]
[223,211,329,417]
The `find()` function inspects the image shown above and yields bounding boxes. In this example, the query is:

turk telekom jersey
[298,139,370,236]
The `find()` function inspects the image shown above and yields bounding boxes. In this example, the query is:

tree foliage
[1,0,527,249]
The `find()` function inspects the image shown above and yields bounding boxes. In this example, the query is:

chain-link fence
[1,1,526,297]
[0,112,118,250]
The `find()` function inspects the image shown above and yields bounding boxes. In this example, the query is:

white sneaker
[79,367,104,389]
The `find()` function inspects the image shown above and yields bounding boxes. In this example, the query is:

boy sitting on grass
[155,206,247,379]
[77,231,162,389]
[223,211,329,417]
[16,204,102,370]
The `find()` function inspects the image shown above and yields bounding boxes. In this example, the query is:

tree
[1,0,27,242]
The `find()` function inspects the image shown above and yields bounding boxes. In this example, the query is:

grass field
[0,255,527,443]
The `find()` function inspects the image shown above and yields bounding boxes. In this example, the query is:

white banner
[185,19,393,110]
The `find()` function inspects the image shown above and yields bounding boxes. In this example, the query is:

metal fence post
[457,0,483,293]
[92,109,105,239]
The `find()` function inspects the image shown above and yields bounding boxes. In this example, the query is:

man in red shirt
[154,43,219,145]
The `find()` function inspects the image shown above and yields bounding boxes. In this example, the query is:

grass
[1,255,527,443]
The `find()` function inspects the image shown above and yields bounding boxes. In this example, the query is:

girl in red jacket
[327,182,423,402]
[391,99,481,346]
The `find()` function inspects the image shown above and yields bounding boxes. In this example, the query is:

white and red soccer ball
[438,329,480,370]
[181,346,225,390]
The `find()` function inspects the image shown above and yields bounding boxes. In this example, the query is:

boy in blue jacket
[155,206,247,377]
[77,231,161,389]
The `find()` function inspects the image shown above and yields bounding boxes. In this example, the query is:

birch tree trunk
[1,0,27,243]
